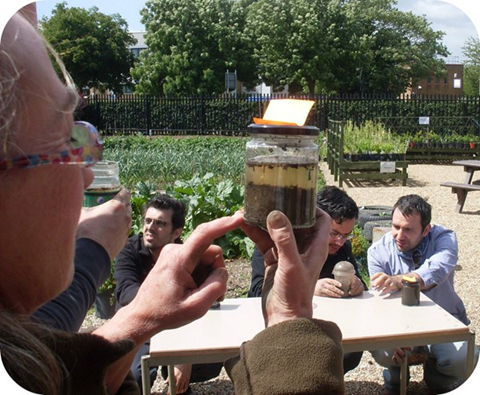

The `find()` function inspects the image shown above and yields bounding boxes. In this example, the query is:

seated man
[114,194,222,395]
[368,194,479,395]
[248,185,366,373]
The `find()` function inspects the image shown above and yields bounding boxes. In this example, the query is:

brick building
[409,62,464,97]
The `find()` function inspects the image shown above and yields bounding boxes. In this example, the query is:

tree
[245,0,449,95]
[462,37,480,96]
[340,0,449,95]
[40,2,136,94]
[132,0,256,95]
[244,0,342,93]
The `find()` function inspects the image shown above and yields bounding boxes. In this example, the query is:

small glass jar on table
[401,276,420,306]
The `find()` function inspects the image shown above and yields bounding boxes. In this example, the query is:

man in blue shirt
[368,194,478,394]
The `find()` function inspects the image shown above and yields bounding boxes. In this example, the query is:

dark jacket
[114,234,154,310]
[248,243,365,297]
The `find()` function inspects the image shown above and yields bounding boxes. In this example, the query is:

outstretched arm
[92,212,244,394]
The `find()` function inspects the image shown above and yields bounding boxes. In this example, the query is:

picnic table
[441,160,480,213]
[142,293,476,395]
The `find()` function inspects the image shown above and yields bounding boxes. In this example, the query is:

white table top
[150,291,470,358]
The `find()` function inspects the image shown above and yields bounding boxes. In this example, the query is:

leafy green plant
[350,225,370,287]
[343,121,409,157]
[130,181,158,235]
[98,260,116,293]
[167,173,254,259]
[103,136,247,190]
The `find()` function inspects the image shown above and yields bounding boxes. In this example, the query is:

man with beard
[368,194,478,395]
[114,194,222,395]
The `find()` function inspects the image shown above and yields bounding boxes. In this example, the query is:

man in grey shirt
[368,194,478,395]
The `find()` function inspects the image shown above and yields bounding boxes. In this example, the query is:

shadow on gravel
[459,210,480,216]
[151,377,431,395]
[345,379,430,394]
[152,378,234,395]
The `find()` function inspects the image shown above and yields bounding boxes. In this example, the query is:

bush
[350,225,370,287]
[167,173,254,259]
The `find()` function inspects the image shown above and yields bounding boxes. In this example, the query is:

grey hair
[0,47,20,156]
[0,18,78,159]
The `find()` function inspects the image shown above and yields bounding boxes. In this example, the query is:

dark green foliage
[129,181,159,236]
[167,173,254,259]
[350,225,370,287]
[133,0,256,95]
[40,2,136,94]
[462,38,480,96]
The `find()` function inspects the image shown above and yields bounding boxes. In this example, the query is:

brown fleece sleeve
[224,318,345,395]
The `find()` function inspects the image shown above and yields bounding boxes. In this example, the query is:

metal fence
[77,93,480,136]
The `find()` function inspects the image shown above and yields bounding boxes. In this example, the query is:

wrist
[266,307,313,328]
[93,301,160,346]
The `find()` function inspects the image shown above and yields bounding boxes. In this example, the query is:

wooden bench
[440,181,480,213]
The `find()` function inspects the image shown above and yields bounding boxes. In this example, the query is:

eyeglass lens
[144,218,169,227]
[72,122,98,148]
[330,231,352,241]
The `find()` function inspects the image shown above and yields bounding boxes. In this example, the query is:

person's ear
[422,223,432,238]
[172,227,183,241]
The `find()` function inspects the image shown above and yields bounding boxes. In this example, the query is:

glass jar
[83,160,121,207]
[244,124,319,228]
[401,279,420,306]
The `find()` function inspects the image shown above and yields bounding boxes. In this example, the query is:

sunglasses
[0,121,103,171]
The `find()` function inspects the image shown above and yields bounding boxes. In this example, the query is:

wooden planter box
[326,120,408,187]
[406,147,480,161]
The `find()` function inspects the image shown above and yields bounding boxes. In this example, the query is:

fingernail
[267,210,287,229]
[218,267,229,282]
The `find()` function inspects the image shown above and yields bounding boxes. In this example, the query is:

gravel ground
[83,162,480,394]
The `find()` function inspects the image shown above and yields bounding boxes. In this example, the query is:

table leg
[463,168,474,185]
[466,330,476,376]
[168,365,177,395]
[400,356,408,395]
[141,355,151,395]
[451,187,468,213]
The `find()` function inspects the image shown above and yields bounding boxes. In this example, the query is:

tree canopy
[134,0,449,95]
[245,0,449,95]
[40,2,136,94]
[462,37,480,96]
[132,0,256,95]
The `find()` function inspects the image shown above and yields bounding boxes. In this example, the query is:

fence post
[145,95,151,136]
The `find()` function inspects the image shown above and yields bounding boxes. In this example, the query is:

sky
[32,0,479,61]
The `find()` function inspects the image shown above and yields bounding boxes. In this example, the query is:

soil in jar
[244,158,317,228]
